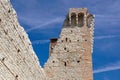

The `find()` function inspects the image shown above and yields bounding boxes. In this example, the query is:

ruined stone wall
[0,0,46,80]
[44,8,94,80]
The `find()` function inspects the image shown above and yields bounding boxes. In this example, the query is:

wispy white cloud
[95,15,120,19]
[12,0,66,30]
[18,15,44,27]
[95,14,120,26]
[94,35,120,52]
[32,40,50,45]
[95,35,120,39]
[18,13,64,29]
[93,61,120,74]
[26,17,64,32]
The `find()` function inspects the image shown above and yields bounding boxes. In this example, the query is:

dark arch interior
[71,13,76,26]
[87,15,93,28]
[78,13,84,27]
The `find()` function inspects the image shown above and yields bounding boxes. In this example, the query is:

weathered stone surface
[44,8,94,80]
[0,0,94,80]
[0,0,46,80]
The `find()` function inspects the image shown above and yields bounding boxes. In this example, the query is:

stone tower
[44,8,94,80]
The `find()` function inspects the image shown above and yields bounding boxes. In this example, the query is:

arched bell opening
[78,13,84,27]
[71,13,77,26]
[87,14,93,28]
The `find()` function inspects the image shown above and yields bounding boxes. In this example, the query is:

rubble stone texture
[0,0,46,80]
[0,0,94,80]
[44,8,94,80]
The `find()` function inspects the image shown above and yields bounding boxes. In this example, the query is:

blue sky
[10,0,120,79]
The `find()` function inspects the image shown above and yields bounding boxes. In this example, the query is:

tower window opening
[64,62,67,66]
[78,13,84,27]
[16,75,18,78]
[51,47,53,50]
[65,38,68,42]
[17,49,20,53]
[71,13,76,26]
[85,39,87,41]
[52,61,55,63]
[77,60,80,63]
[64,47,66,50]
[0,19,1,23]
[8,10,10,13]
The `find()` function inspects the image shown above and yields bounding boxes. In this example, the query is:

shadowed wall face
[44,8,94,80]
